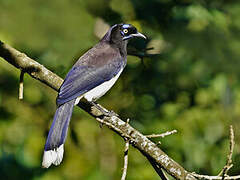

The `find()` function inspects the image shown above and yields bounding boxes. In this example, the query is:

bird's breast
[83,67,124,102]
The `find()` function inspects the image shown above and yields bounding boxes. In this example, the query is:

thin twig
[192,126,236,180]
[19,70,24,100]
[121,140,129,180]
[146,130,177,138]
[218,125,235,179]
[192,173,240,180]
[121,118,130,180]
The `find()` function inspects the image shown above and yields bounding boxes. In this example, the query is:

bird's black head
[119,24,146,41]
[102,24,146,44]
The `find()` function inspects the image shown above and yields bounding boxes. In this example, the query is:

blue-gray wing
[56,63,122,106]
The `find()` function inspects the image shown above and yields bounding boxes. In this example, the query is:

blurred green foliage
[0,0,240,179]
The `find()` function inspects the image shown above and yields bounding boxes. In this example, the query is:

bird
[42,23,146,168]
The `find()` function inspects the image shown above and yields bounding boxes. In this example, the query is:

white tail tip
[42,144,64,168]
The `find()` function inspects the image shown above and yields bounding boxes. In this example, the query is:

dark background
[0,0,240,179]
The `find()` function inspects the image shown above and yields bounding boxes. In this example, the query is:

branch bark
[0,41,196,180]
[121,140,129,180]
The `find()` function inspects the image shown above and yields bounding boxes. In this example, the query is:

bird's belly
[83,68,123,102]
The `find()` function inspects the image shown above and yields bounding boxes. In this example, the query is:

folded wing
[57,62,123,106]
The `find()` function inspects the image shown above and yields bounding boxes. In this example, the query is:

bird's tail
[42,99,75,168]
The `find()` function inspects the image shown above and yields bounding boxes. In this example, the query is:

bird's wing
[56,61,123,106]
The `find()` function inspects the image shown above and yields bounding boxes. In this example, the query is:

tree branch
[0,40,196,180]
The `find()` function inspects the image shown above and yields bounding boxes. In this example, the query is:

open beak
[132,32,147,39]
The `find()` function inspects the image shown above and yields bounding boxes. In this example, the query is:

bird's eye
[123,29,128,34]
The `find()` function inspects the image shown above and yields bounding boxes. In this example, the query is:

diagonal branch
[0,40,196,180]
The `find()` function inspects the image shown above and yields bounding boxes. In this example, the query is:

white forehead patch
[122,24,131,29]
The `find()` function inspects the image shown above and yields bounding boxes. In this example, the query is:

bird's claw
[100,109,118,117]
[106,110,118,117]
[90,101,118,117]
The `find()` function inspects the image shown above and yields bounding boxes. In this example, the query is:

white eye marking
[123,29,128,34]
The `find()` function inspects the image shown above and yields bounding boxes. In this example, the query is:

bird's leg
[90,101,118,117]
[89,101,106,129]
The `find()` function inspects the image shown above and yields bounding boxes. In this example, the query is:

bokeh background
[0,0,240,179]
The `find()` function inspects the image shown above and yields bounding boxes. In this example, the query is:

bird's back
[74,41,126,68]
[56,41,127,105]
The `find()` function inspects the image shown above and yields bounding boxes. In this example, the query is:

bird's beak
[132,32,147,39]
[122,32,147,41]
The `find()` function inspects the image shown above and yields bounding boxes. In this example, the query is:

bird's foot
[98,109,119,117]
[98,108,118,117]
[106,110,119,117]
[90,101,118,117]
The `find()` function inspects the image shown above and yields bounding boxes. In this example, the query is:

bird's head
[102,23,146,44]
[119,24,146,41]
